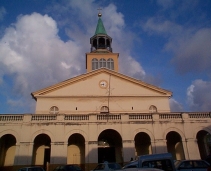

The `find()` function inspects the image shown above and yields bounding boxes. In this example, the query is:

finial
[97,8,102,17]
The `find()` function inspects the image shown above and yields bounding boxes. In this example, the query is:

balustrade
[0,112,210,123]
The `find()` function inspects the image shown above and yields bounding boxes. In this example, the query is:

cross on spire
[97,8,102,17]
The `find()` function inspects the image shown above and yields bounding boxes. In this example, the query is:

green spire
[95,16,107,35]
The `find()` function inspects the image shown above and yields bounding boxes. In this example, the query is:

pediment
[32,68,172,99]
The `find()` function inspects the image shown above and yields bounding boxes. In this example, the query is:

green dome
[94,17,107,35]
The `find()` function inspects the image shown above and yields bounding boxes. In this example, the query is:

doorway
[98,147,115,163]
[98,129,123,163]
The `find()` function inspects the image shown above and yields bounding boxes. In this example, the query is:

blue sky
[0,0,211,114]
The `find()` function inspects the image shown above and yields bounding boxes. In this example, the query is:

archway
[0,134,16,166]
[197,130,211,159]
[98,129,123,163]
[32,134,51,168]
[134,132,151,156]
[67,133,85,164]
[166,131,185,160]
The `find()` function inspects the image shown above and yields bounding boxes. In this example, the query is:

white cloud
[170,28,211,73]
[169,98,183,112]
[0,13,83,112]
[187,79,211,111]
[142,16,211,74]
[0,2,146,113]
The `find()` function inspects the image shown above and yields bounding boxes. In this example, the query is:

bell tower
[86,12,119,72]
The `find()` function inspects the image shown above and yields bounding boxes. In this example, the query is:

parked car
[174,160,211,171]
[53,164,82,171]
[17,166,45,171]
[94,161,163,171]
[122,153,175,171]
[93,161,122,171]
[122,160,138,169]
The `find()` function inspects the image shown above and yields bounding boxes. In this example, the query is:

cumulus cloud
[169,98,183,112]
[0,1,146,113]
[170,28,211,73]
[49,1,146,79]
[187,79,211,111]
[0,13,83,112]
[142,16,211,75]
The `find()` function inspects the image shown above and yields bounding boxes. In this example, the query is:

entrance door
[44,148,50,170]
[98,147,115,163]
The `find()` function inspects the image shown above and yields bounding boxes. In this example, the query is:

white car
[93,161,163,171]
[174,160,210,171]
[93,161,122,171]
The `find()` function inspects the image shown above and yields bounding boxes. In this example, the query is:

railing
[189,112,211,118]
[31,115,57,121]
[0,112,210,123]
[97,114,121,120]
[0,115,23,121]
[65,115,89,120]
[129,114,152,120]
[159,113,182,119]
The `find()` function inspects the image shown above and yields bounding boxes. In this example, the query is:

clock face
[99,80,108,88]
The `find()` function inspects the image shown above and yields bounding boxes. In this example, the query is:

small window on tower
[149,105,157,113]
[50,106,59,114]
[100,106,109,113]
[99,58,106,68]
[107,58,114,70]
[92,58,98,70]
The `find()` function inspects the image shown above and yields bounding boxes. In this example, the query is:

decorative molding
[88,141,98,144]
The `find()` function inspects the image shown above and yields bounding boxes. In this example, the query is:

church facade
[0,13,211,171]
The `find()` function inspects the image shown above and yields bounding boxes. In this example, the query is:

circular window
[50,106,59,114]
[149,105,157,113]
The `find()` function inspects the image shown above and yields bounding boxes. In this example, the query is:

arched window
[92,58,98,70]
[107,58,114,70]
[50,106,59,114]
[99,58,106,68]
[100,106,109,113]
[149,105,157,113]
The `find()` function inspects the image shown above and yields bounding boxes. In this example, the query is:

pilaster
[186,138,201,159]
[50,142,67,164]
[122,140,135,162]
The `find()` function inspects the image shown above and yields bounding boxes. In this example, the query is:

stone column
[186,138,200,159]
[182,140,189,159]
[151,140,156,154]
[50,142,67,164]
[122,140,135,162]
[154,139,167,154]
[87,141,98,163]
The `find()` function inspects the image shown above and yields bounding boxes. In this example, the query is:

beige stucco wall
[34,73,171,114]
[35,96,170,114]
[1,113,211,167]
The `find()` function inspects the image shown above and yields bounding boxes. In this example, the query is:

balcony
[0,112,210,124]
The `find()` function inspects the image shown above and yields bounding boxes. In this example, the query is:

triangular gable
[31,68,172,100]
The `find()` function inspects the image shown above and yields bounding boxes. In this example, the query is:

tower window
[107,58,114,70]
[92,58,98,70]
[149,105,157,113]
[50,106,59,114]
[99,58,106,68]
[100,106,109,113]
[92,58,114,71]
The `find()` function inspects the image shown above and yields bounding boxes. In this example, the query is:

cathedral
[0,13,211,171]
